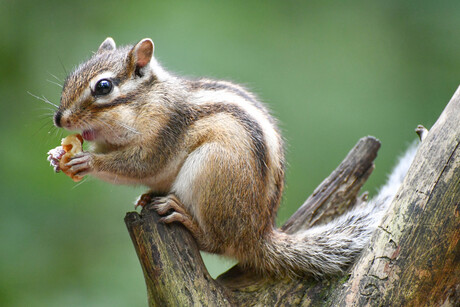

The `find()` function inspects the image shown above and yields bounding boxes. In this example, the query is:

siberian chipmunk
[53,37,418,277]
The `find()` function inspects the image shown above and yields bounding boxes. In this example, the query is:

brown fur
[55,38,402,278]
[57,39,285,272]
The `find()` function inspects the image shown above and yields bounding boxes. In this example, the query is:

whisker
[33,120,55,138]
[38,113,55,119]
[54,126,64,139]
[72,176,89,189]
[32,105,56,133]
[34,105,56,114]
[48,71,63,82]
[47,124,59,135]
[41,95,58,107]
[38,120,53,130]
[46,79,63,88]
[28,91,59,109]
[58,56,68,75]
[116,120,141,135]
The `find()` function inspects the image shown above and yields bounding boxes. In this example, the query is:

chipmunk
[52,37,419,277]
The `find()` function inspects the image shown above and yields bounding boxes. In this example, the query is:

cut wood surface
[125,86,460,306]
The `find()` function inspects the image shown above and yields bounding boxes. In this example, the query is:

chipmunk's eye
[94,79,113,96]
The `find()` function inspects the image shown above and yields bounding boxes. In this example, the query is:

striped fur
[55,38,417,278]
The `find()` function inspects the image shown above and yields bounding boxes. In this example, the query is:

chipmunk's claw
[152,195,186,215]
[134,192,153,209]
[153,195,194,227]
[47,146,66,172]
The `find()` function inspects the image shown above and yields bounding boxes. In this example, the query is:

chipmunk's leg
[153,195,210,251]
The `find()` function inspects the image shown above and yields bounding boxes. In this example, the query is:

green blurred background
[1,0,459,306]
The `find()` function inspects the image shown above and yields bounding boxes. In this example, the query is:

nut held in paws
[47,134,84,182]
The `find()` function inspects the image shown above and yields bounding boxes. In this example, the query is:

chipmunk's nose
[54,110,63,127]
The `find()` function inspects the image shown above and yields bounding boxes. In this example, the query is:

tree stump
[125,86,460,306]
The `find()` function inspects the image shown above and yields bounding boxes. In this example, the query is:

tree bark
[329,86,460,306]
[125,86,460,306]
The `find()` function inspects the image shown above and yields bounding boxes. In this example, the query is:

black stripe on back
[198,103,269,179]
[150,103,196,170]
[153,101,269,180]
[189,80,268,114]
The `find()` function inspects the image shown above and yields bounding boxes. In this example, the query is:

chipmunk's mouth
[82,129,117,148]
[82,129,97,141]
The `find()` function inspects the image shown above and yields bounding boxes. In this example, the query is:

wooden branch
[281,136,380,234]
[125,208,233,306]
[124,86,460,306]
[329,86,460,306]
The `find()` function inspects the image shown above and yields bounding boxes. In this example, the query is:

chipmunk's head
[54,37,169,146]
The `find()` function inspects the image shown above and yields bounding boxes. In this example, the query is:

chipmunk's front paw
[66,152,94,177]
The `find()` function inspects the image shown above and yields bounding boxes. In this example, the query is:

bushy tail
[370,142,419,210]
[258,143,419,277]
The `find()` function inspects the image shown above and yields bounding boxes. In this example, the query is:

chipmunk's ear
[130,38,154,72]
[98,37,116,53]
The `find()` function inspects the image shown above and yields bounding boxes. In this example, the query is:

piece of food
[47,134,84,182]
